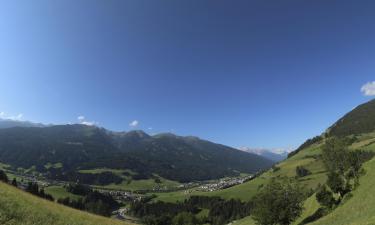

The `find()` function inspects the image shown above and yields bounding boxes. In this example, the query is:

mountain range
[0,122,273,183]
[238,147,289,162]
[0,118,45,129]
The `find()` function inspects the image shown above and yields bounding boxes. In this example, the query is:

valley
[2,99,375,225]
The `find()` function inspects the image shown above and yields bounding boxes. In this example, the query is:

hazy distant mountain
[238,147,289,162]
[0,119,45,129]
[0,125,273,183]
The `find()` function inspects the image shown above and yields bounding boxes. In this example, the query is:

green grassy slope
[79,167,181,191]
[45,185,82,201]
[153,130,375,224]
[154,141,327,203]
[0,182,134,225]
[231,132,375,225]
[311,157,375,225]
[233,194,320,225]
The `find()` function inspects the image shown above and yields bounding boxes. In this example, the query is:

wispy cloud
[129,120,139,127]
[77,115,98,126]
[0,112,23,121]
[361,81,375,96]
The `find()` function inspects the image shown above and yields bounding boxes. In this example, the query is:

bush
[296,166,311,178]
[252,177,305,225]
[0,170,8,183]
[316,185,335,209]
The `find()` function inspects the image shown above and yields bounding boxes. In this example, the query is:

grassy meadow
[0,182,134,225]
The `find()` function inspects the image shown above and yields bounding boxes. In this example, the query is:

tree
[172,212,198,225]
[252,178,305,225]
[0,170,8,182]
[321,138,350,175]
[296,166,311,178]
[11,178,17,187]
[326,172,350,198]
[316,185,335,208]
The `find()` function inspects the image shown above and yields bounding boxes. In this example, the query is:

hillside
[150,99,375,225]
[328,99,375,137]
[0,181,133,225]
[0,125,273,183]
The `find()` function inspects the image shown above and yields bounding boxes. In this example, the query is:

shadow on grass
[298,208,328,225]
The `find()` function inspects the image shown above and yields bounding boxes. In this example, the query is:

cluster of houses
[96,189,142,202]
[198,175,253,192]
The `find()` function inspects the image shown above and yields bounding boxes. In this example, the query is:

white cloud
[0,112,23,121]
[361,81,375,96]
[81,121,97,126]
[129,120,139,127]
[77,115,97,126]
[148,127,153,130]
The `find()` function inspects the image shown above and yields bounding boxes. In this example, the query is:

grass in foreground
[0,182,133,225]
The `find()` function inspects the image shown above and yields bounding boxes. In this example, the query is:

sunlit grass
[0,182,134,225]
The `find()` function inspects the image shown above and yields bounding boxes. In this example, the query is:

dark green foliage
[11,178,17,187]
[316,185,335,209]
[252,178,305,225]
[322,138,351,174]
[66,183,92,196]
[321,138,374,200]
[130,196,252,225]
[49,171,123,186]
[154,177,161,184]
[298,208,328,225]
[26,182,54,201]
[208,199,253,225]
[296,166,311,178]
[57,190,119,217]
[288,136,322,158]
[328,99,375,137]
[0,170,8,182]
[326,172,350,198]
[0,125,272,183]
[172,212,199,225]
[272,165,280,172]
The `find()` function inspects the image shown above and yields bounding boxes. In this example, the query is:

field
[0,182,134,225]
[45,185,82,201]
[79,168,180,191]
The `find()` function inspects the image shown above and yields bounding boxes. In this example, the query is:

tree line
[57,183,119,217]
[316,137,374,209]
[130,195,253,225]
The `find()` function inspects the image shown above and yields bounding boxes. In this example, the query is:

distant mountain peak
[238,147,289,162]
[126,130,150,138]
[0,118,45,129]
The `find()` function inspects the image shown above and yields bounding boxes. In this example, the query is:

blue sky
[0,1,375,150]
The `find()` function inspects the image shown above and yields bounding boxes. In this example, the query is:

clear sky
[0,1,375,150]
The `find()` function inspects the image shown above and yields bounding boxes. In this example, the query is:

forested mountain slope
[0,125,273,183]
